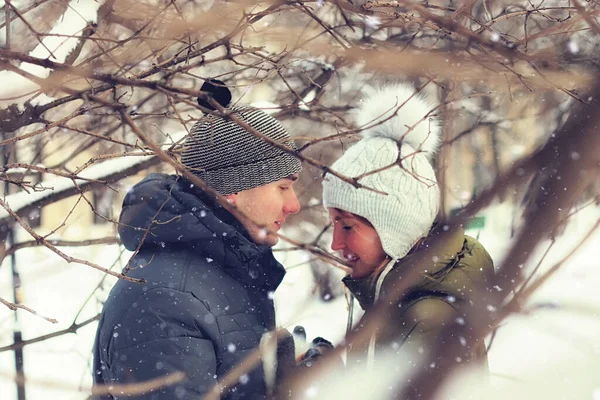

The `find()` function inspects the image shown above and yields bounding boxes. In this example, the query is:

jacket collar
[343,226,465,310]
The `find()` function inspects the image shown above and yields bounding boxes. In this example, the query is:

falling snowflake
[567,40,579,54]
[364,15,381,30]
[175,386,186,399]
[305,386,319,398]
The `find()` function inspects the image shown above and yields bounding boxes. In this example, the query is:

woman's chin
[349,260,385,279]
[350,266,369,279]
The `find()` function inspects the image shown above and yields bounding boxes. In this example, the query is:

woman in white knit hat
[321,84,494,391]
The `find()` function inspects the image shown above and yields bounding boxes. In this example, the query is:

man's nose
[330,226,345,251]
[283,189,301,215]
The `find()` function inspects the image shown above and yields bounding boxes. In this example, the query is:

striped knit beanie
[181,80,302,195]
[322,84,441,260]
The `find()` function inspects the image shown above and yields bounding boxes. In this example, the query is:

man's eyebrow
[285,174,299,182]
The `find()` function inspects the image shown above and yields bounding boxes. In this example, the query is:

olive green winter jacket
[343,227,494,375]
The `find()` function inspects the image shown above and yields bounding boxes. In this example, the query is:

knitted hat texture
[181,80,302,195]
[322,84,441,260]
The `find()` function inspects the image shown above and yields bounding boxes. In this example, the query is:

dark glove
[262,328,305,399]
[298,336,337,368]
[271,330,344,398]
[274,329,299,383]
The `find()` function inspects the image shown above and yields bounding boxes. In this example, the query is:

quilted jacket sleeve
[399,297,459,357]
[388,298,461,399]
[104,288,220,399]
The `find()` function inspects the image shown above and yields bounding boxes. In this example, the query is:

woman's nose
[330,226,345,251]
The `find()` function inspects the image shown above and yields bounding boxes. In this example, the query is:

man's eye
[342,225,353,231]
[280,186,289,191]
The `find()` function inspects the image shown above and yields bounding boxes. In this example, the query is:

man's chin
[263,234,279,247]
[250,232,279,247]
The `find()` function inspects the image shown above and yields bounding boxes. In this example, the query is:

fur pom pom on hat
[322,83,441,260]
[356,84,440,158]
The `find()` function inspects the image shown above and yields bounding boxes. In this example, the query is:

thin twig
[5,0,57,58]
[0,314,100,352]
[0,296,58,323]
[0,197,143,283]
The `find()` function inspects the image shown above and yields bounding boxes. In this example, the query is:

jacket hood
[118,173,285,290]
[343,227,494,310]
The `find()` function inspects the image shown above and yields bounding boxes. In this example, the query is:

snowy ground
[1,203,599,399]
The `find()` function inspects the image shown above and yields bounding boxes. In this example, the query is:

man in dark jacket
[92,81,302,399]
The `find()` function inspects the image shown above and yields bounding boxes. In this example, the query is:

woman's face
[328,208,388,279]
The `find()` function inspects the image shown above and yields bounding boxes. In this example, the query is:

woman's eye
[342,225,353,231]
[280,186,289,191]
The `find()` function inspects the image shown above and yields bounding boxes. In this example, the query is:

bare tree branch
[0,296,58,323]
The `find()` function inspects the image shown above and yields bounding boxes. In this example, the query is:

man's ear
[223,193,238,206]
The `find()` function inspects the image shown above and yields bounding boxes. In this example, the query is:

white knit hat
[322,83,441,260]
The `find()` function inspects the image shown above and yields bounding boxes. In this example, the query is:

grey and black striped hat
[181,80,302,195]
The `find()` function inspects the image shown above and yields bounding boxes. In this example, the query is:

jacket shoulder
[125,247,242,292]
[379,295,457,348]
[402,296,458,330]
[462,235,495,282]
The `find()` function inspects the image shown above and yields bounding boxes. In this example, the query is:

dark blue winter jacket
[92,173,286,399]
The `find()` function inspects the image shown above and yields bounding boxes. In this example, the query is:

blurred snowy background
[2,0,600,399]
[1,201,599,399]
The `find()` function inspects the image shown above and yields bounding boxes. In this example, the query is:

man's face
[226,174,300,246]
